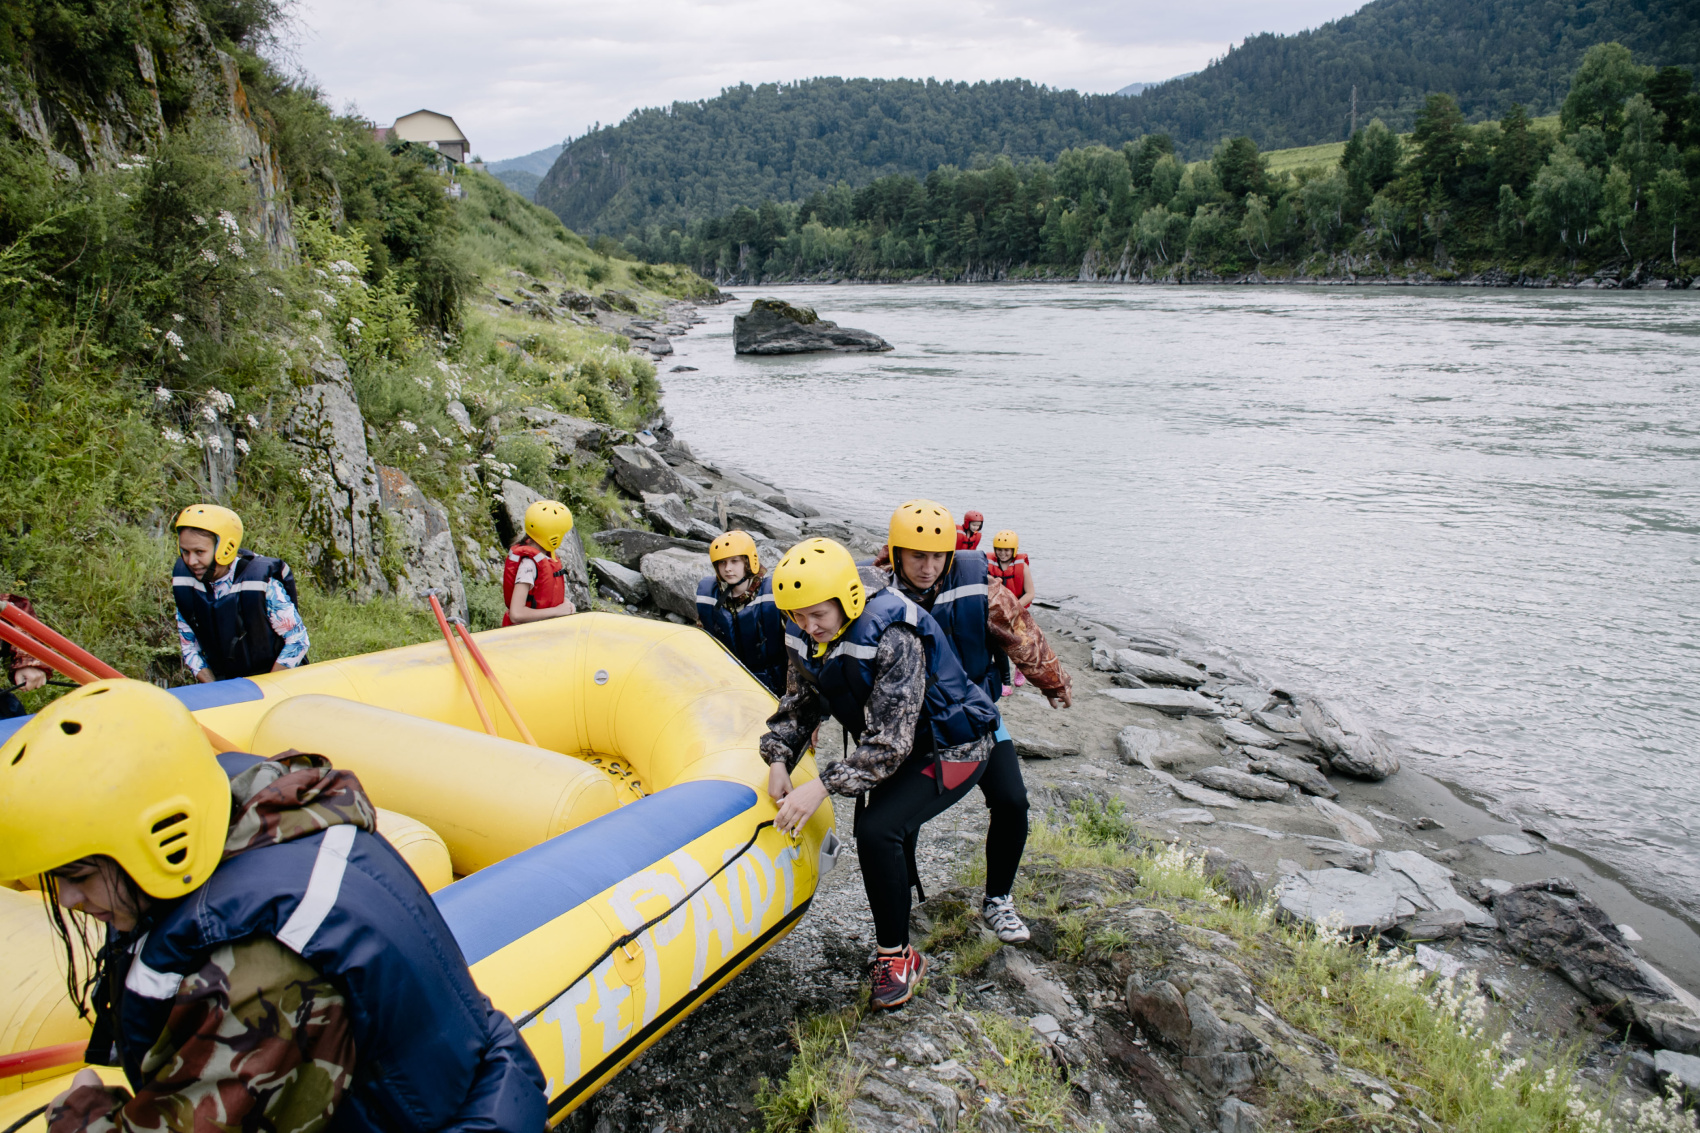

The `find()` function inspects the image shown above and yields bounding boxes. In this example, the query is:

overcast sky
[285,0,1366,162]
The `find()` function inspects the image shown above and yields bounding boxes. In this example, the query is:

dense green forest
[0,0,705,692]
[620,45,1698,284]
[536,0,1699,237]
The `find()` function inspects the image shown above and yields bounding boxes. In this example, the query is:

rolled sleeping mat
[373,809,454,893]
[248,695,620,875]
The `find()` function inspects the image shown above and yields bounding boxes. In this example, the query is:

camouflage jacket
[761,625,994,796]
[49,754,375,1133]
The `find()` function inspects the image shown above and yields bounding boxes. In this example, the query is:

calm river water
[660,284,1700,925]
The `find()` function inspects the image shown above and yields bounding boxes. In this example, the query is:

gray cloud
[288,0,1362,161]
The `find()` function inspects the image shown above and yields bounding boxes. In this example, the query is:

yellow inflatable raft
[0,613,837,1126]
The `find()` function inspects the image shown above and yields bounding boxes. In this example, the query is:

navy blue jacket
[697,574,788,696]
[113,778,546,1132]
[895,551,998,704]
[172,550,301,680]
[783,587,999,754]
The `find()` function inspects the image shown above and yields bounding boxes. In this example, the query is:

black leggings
[978,738,1028,899]
[855,755,986,949]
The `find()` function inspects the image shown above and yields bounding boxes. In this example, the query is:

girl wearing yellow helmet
[503,500,578,626]
[697,531,788,695]
[763,538,1001,1010]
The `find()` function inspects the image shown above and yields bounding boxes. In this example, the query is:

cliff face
[0,0,294,257]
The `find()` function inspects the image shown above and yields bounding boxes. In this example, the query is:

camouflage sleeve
[759,660,828,772]
[47,938,355,1133]
[817,626,926,797]
[987,580,1071,697]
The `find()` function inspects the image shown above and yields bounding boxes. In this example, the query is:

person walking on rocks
[1,681,548,1133]
[763,537,1000,1010]
[878,502,1071,947]
[986,530,1034,611]
[173,505,309,682]
[697,530,788,696]
[503,500,578,626]
[956,509,984,551]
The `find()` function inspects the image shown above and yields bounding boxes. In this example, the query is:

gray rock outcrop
[639,548,713,620]
[284,358,385,596]
[1115,649,1205,687]
[589,528,710,569]
[1298,696,1399,779]
[1191,767,1290,801]
[642,492,721,542]
[1220,719,1280,748]
[721,491,802,541]
[1116,723,1217,769]
[609,444,689,497]
[1276,868,1403,935]
[376,466,466,620]
[1247,755,1337,798]
[1101,687,1223,716]
[732,298,893,355]
[589,558,649,604]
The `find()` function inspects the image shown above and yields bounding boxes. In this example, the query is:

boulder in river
[732,298,893,355]
[1297,696,1399,780]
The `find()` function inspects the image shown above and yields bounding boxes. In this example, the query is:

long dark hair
[39,857,149,1019]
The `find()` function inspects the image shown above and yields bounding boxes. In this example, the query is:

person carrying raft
[172,505,308,683]
[762,537,1000,1009]
[955,509,984,551]
[696,530,788,696]
[879,502,1071,946]
[503,499,577,626]
[0,680,548,1133]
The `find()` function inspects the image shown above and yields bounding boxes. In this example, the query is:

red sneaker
[869,946,928,1010]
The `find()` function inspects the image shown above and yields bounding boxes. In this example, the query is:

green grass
[1258,114,1558,178]
[756,1003,868,1133]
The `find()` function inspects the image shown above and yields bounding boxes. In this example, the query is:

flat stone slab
[1015,734,1081,760]
[1100,688,1222,716]
[588,558,649,604]
[1475,834,1542,856]
[1376,850,1496,928]
[1655,1049,1700,1094]
[1277,868,1403,935]
[1248,755,1337,798]
[1114,649,1204,687]
[1192,766,1290,801]
[1250,710,1311,741]
[1146,768,1239,809]
[1158,808,1215,825]
[1312,797,1382,846]
[1220,719,1280,748]
[1114,724,1217,769]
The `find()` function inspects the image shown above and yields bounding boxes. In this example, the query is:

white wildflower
[217,211,239,234]
[178,352,189,362]
[309,335,325,351]
[398,420,418,434]
[154,386,171,403]
[200,403,218,422]
[246,413,260,429]
[192,215,207,227]
[267,286,285,298]
[201,433,223,453]
[330,259,358,274]
[417,442,428,456]
[200,248,219,265]
[204,388,234,412]
[228,240,245,259]
[161,427,184,444]
[346,317,364,336]
[307,309,323,321]
[116,162,134,171]
[235,438,251,455]
[163,329,185,349]
[172,313,185,323]
[313,268,329,280]
[316,290,338,308]
[435,360,451,374]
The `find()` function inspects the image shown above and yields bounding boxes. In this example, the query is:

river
[658,283,1700,927]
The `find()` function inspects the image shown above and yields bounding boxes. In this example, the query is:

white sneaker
[982,895,1031,944]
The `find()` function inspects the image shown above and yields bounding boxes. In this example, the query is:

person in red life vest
[0,593,48,719]
[987,530,1033,610]
[956,510,984,550]
[502,500,578,626]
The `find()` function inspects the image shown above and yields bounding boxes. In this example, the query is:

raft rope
[514,819,778,1029]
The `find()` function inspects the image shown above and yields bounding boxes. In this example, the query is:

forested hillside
[0,0,708,704]
[623,46,1699,286]
[537,0,1699,238]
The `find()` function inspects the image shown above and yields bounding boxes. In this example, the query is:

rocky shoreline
[529,298,1700,1132]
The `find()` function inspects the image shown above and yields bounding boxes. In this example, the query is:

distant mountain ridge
[536,0,1699,237]
[1116,74,1196,97]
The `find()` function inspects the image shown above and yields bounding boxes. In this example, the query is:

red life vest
[987,553,1029,598]
[501,543,567,626]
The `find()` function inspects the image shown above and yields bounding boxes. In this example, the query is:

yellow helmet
[175,504,244,566]
[709,530,761,576]
[523,499,574,555]
[887,499,957,555]
[992,530,1019,551]
[771,538,865,621]
[0,680,230,898]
